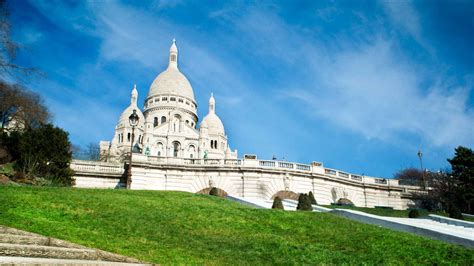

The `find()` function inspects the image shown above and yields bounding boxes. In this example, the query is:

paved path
[229,196,474,248]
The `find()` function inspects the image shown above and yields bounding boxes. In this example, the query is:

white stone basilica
[100,40,237,161]
[71,39,421,211]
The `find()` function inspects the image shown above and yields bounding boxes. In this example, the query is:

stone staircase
[0,225,152,265]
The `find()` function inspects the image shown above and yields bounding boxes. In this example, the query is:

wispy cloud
[290,39,474,148]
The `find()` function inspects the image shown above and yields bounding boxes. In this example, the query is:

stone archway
[197,187,228,197]
[271,190,299,200]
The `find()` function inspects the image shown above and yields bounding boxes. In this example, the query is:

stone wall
[71,156,418,210]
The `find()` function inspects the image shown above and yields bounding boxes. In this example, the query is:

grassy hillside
[0,186,472,265]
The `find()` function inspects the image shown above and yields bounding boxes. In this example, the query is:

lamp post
[126,109,139,189]
[417,150,426,190]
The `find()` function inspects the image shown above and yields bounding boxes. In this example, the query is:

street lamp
[417,150,426,190]
[126,109,139,189]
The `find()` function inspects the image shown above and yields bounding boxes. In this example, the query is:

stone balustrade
[127,155,399,186]
[71,156,402,187]
[70,160,123,174]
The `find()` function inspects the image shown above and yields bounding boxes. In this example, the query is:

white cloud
[381,1,434,55]
[289,39,474,148]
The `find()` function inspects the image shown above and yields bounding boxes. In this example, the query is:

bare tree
[394,168,423,186]
[86,143,100,161]
[0,0,36,78]
[0,81,50,132]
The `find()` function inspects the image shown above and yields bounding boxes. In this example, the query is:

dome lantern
[209,92,215,114]
[169,38,178,69]
[131,84,138,105]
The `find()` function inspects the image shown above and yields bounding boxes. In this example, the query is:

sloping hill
[0,186,472,264]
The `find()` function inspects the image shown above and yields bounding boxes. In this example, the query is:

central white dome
[146,39,195,102]
[147,67,195,101]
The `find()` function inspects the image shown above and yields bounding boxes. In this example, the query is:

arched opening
[157,142,163,157]
[172,141,180,157]
[161,116,166,123]
[153,117,158,127]
[196,187,228,197]
[271,190,300,200]
[188,145,196,158]
[127,133,131,142]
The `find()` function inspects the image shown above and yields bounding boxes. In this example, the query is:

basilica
[73,40,416,210]
[99,40,238,161]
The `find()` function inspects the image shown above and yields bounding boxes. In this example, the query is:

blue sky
[8,0,474,178]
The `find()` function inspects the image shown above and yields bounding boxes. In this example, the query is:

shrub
[408,209,420,218]
[297,193,312,211]
[209,187,219,196]
[336,198,354,206]
[448,205,464,220]
[308,191,317,205]
[17,124,74,186]
[272,197,284,210]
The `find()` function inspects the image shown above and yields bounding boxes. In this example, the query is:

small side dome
[117,85,145,128]
[200,93,224,135]
[118,106,145,129]
[201,113,225,135]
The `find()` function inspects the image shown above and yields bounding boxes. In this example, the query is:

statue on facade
[208,176,215,188]
[283,174,290,191]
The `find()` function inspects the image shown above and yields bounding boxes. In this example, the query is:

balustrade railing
[259,160,276,167]
[203,159,221,165]
[224,159,242,166]
[278,162,294,169]
[339,172,349,178]
[375,178,388,184]
[71,160,123,174]
[296,164,311,171]
[325,169,337,175]
[72,156,399,188]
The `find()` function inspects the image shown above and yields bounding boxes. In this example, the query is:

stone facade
[71,157,418,210]
[100,39,237,162]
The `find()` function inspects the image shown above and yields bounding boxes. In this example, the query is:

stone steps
[0,225,152,265]
[0,243,98,261]
[0,256,150,265]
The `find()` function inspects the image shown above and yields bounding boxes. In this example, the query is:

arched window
[189,145,195,158]
[172,141,180,157]
[161,116,166,123]
[157,142,163,157]
[153,117,158,127]
[170,54,176,62]
[127,133,131,142]
[210,140,213,149]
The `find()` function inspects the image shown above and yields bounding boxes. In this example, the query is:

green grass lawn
[0,186,472,265]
